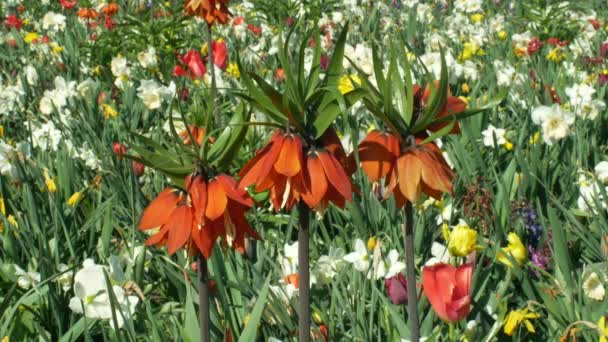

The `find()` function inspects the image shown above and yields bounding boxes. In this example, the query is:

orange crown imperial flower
[415,82,467,134]
[238,130,353,212]
[139,173,260,259]
[184,0,230,26]
[77,8,99,20]
[358,130,455,207]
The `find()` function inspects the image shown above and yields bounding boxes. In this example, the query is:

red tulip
[385,273,408,305]
[113,142,128,159]
[132,161,145,177]
[527,37,543,55]
[175,49,206,79]
[422,262,473,323]
[212,40,228,70]
[4,15,22,30]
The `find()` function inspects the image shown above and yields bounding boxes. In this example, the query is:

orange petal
[166,206,193,255]
[397,153,422,202]
[145,224,169,247]
[205,178,228,220]
[417,149,454,195]
[216,174,253,207]
[186,174,208,224]
[273,134,303,177]
[302,153,328,208]
[139,188,180,230]
[319,127,356,176]
[318,151,352,201]
[195,219,223,259]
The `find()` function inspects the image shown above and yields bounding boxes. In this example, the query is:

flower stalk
[298,202,311,342]
[198,256,210,342]
[403,202,420,342]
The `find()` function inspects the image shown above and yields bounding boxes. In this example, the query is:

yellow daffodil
[504,141,514,151]
[102,104,118,119]
[338,74,361,94]
[546,47,565,63]
[24,32,40,44]
[0,125,4,138]
[52,44,64,56]
[498,232,527,267]
[514,47,526,58]
[529,131,540,144]
[0,197,5,217]
[226,63,240,78]
[67,192,84,207]
[598,316,608,342]
[367,236,378,251]
[448,221,480,257]
[503,307,540,336]
[2,336,9,342]
[7,215,17,227]
[497,31,508,40]
[406,52,417,62]
[43,169,57,193]
[200,43,208,55]
[461,83,470,94]
[470,13,484,23]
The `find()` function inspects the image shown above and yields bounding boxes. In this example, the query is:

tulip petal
[139,188,180,230]
[205,179,228,220]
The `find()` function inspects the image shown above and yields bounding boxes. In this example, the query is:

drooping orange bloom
[422,262,473,323]
[101,3,120,17]
[139,173,259,258]
[358,130,454,207]
[415,82,467,134]
[179,125,214,145]
[184,0,230,26]
[238,130,353,211]
[77,8,99,20]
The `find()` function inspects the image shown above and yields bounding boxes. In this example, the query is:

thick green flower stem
[206,23,221,128]
[403,203,420,342]
[198,256,210,342]
[298,202,311,342]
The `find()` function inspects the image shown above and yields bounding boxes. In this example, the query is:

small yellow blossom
[461,83,470,94]
[7,215,17,227]
[598,316,608,342]
[67,192,84,207]
[498,232,527,267]
[200,43,208,55]
[2,336,9,342]
[497,30,508,40]
[24,32,40,44]
[448,221,480,257]
[529,131,540,144]
[22,19,30,26]
[102,104,118,119]
[0,125,4,138]
[503,307,540,336]
[243,313,251,327]
[441,223,451,242]
[514,47,527,58]
[470,13,484,23]
[93,66,103,76]
[52,45,64,56]
[406,52,417,62]
[458,96,470,104]
[367,236,378,251]
[0,197,4,216]
[43,169,57,193]
[504,141,514,151]
[338,74,362,94]
[226,63,240,78]
[546,47,565,63]
[312,311,323,325]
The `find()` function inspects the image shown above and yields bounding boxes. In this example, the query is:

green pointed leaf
[238,277,270,342]
[313,88,365,138]
[208,103,252,168]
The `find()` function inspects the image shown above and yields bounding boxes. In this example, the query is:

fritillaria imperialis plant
[351,43,503,341]
[236,23,361,341]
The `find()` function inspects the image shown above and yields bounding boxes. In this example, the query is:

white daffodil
[0,141,16,177]
[32,121,62,151]
[68,259,139,330]
[14,265,41,290]
[595,161,608,184]
[425,242,451,266]
[136,80,175,110]
[583,271,605,301]
[481,125,507,147]
[384,249,406,279]
[343,239,369,272]
[314,246,345,284]
[531,104,574,145]
[137,47,157,68]
[56,264,74,292]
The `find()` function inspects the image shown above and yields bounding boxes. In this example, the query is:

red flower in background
[527,37,543,55]
[140,173,260,258]
[247,24,261,36]
[4,15,22,30]
[59,0,77,10]
[385,273,408,305]
[174,49,207,79]
[422,263,473,323]
[113,142,128,159]
[212,40,228,70]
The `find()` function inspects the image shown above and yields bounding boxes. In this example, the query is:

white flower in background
[344,43,373,75]
[420,51,456,80]
[0,82,25,114]
[576,172,607,212]
[77,78,96,98]
[425,242,451,266]
[314,246,345,284]
[75,147,103,171]
[137,47,157,68]
[583,271,605,301]
[481,125,507,147]
[0,141,16,176]
[56,264,74,292]
[136,80,175,110]
[454,0,483,13]
[578,99,605,120]
[39,76,77,115]
[42,12,66,32]
[383,249,405,279]
[68,259,139,330]
[14,265,41,290]
[493,60,515,87]
[280,241,299,276]
[32,121,62,151]
[24,65,38,85]
[531,104,574,145]
[511,31,532,51]
[368,243,386,280]
[111,56,130,78]
[435,203,453,225]
[565,83,595,108]
[595,162,608,184]
[343,239,369,272]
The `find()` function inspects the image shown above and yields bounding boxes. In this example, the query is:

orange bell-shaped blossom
[139,173,260,258]
[77,8,100,20]
[238,130,353,211]
[179,125,214,146]
[184,0,230,26]
[101,3,120,17]
[422,262,473,323]
[415,82,467,134]
[358,130,454,207]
